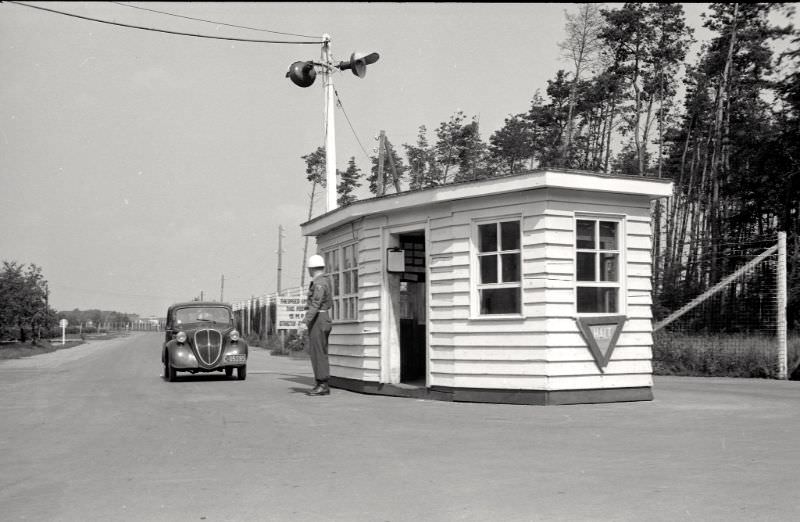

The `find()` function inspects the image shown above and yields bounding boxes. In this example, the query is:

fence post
[777,231,787,379]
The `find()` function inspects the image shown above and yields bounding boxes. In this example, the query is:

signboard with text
[276,297,304,330]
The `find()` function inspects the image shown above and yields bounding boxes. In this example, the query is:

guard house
[301,169,672,405]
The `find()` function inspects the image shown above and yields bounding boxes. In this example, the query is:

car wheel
[237,365,247,381]
[225,367,234,378]
[167,357,178,382]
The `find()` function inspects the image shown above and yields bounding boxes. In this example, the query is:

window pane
[343,272,351,294]
[576,220,595,249]
[500,221,520,251]
[599,253,618,282]
[479,255,498,284]
[501,253,520,282]
[478,224,497,253]
[577,252,596,281]
[343,246,352,269]
[480,288,520,314]
[599,222,618,250]
[577,287,618,313]
[332,274,340,297]
[353,271,358,292]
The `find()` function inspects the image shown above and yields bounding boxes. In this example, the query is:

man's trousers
[308,310,332,382]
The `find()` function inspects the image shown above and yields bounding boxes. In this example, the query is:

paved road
[1,332,799,522]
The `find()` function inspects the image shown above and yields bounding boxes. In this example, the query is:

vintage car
[162,302,248,381]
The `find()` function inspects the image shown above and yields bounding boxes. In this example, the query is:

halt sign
[276,297,304,330]
[576,315,627,371]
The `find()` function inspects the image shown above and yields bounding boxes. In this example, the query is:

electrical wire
[333,87,372,163]
[6,2,321,45]
[111,2,319,39]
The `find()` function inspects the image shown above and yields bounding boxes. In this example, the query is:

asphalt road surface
[1,332,799,522]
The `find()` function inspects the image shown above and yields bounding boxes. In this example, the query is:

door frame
[380,221,429,385]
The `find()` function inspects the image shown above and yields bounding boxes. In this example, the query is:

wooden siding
[316,186,656,391]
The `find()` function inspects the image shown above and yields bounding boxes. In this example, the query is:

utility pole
[322,34,337,213]
[286,39,379,211]
[277,225,285,294]
[376,130,386,196]
[200,290,204,301]
[220,274,225,302]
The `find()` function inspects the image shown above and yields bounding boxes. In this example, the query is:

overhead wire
[111,2,319,39]
[333,87,372,163]
[6,2,322,45]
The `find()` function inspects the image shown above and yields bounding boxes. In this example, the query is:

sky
[1,2,797,317]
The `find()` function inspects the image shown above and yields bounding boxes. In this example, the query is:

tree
[338,157,362,207]
[0,261,54,342]
[601,3,691,176]
[488,114,535,175]
[558,3,605,166]
[403,125,440,190]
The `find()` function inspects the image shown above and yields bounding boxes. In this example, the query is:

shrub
[653,331,800,378]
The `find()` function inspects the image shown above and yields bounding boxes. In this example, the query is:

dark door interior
[398,232,426,384]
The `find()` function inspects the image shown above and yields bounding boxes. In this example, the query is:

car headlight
[175,331,187,343]
[229,330,240,342]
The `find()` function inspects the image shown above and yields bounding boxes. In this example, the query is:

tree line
[302,2,800,328]
[0,260,134,342]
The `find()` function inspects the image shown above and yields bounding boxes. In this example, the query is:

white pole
[777,231,787,379]
[322,34,337,212]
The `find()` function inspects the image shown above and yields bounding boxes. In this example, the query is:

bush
[653,331,800,378]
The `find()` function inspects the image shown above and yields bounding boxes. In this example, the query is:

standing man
[300,254,333,396]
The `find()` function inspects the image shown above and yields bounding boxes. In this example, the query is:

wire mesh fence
[652,234,793,378]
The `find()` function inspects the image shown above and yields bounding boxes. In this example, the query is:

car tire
[237,365,247,381]
[225,367,234,378]
[167,357,178,382]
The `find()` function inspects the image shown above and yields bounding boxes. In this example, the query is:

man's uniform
[304,272,333,385]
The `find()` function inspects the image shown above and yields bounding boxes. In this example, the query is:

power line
[333,87,372,163]
[111,2,319,39]
[7,2,321,45]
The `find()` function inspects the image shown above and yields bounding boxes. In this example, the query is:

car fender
[223,340,248,357]
[165,339,199,369]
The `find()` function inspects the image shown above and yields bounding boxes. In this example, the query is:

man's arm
[304,281,327,327]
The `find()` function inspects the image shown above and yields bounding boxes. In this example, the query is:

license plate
[226,354,246,363]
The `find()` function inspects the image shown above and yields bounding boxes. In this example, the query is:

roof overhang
[301,168,673,237]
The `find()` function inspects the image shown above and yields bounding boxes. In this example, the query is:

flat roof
[302,168,673,237]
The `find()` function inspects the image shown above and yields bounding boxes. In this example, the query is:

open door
[398,232,426,384]
[383,230,427,386]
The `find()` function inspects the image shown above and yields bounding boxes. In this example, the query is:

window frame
[322,242,359,323]
[573,214,626,316]
[470,215,524,319]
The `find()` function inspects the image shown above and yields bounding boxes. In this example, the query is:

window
[575,218,621,314]
[323,244,359,321]
[476,220,521,315]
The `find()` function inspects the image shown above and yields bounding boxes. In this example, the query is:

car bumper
[169,349,247,370]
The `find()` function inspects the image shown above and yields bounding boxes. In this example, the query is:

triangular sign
[576,315,627,372]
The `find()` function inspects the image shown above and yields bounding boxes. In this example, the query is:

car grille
[194,329,223,366]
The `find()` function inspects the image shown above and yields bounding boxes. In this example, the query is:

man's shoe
[307,383,330,396]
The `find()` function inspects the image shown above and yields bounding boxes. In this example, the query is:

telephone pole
[277,225,285,294]
[322,34,337,212]
[220,274,225,302]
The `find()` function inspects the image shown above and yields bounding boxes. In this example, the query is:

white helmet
[308,254,325,268]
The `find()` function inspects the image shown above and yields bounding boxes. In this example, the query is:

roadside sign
[59,319,68,345]
[276,297,304,330]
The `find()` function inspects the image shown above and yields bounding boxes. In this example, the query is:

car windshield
[174,307,232,327]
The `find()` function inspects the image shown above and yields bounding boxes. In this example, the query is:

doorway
[391,231,427,385]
